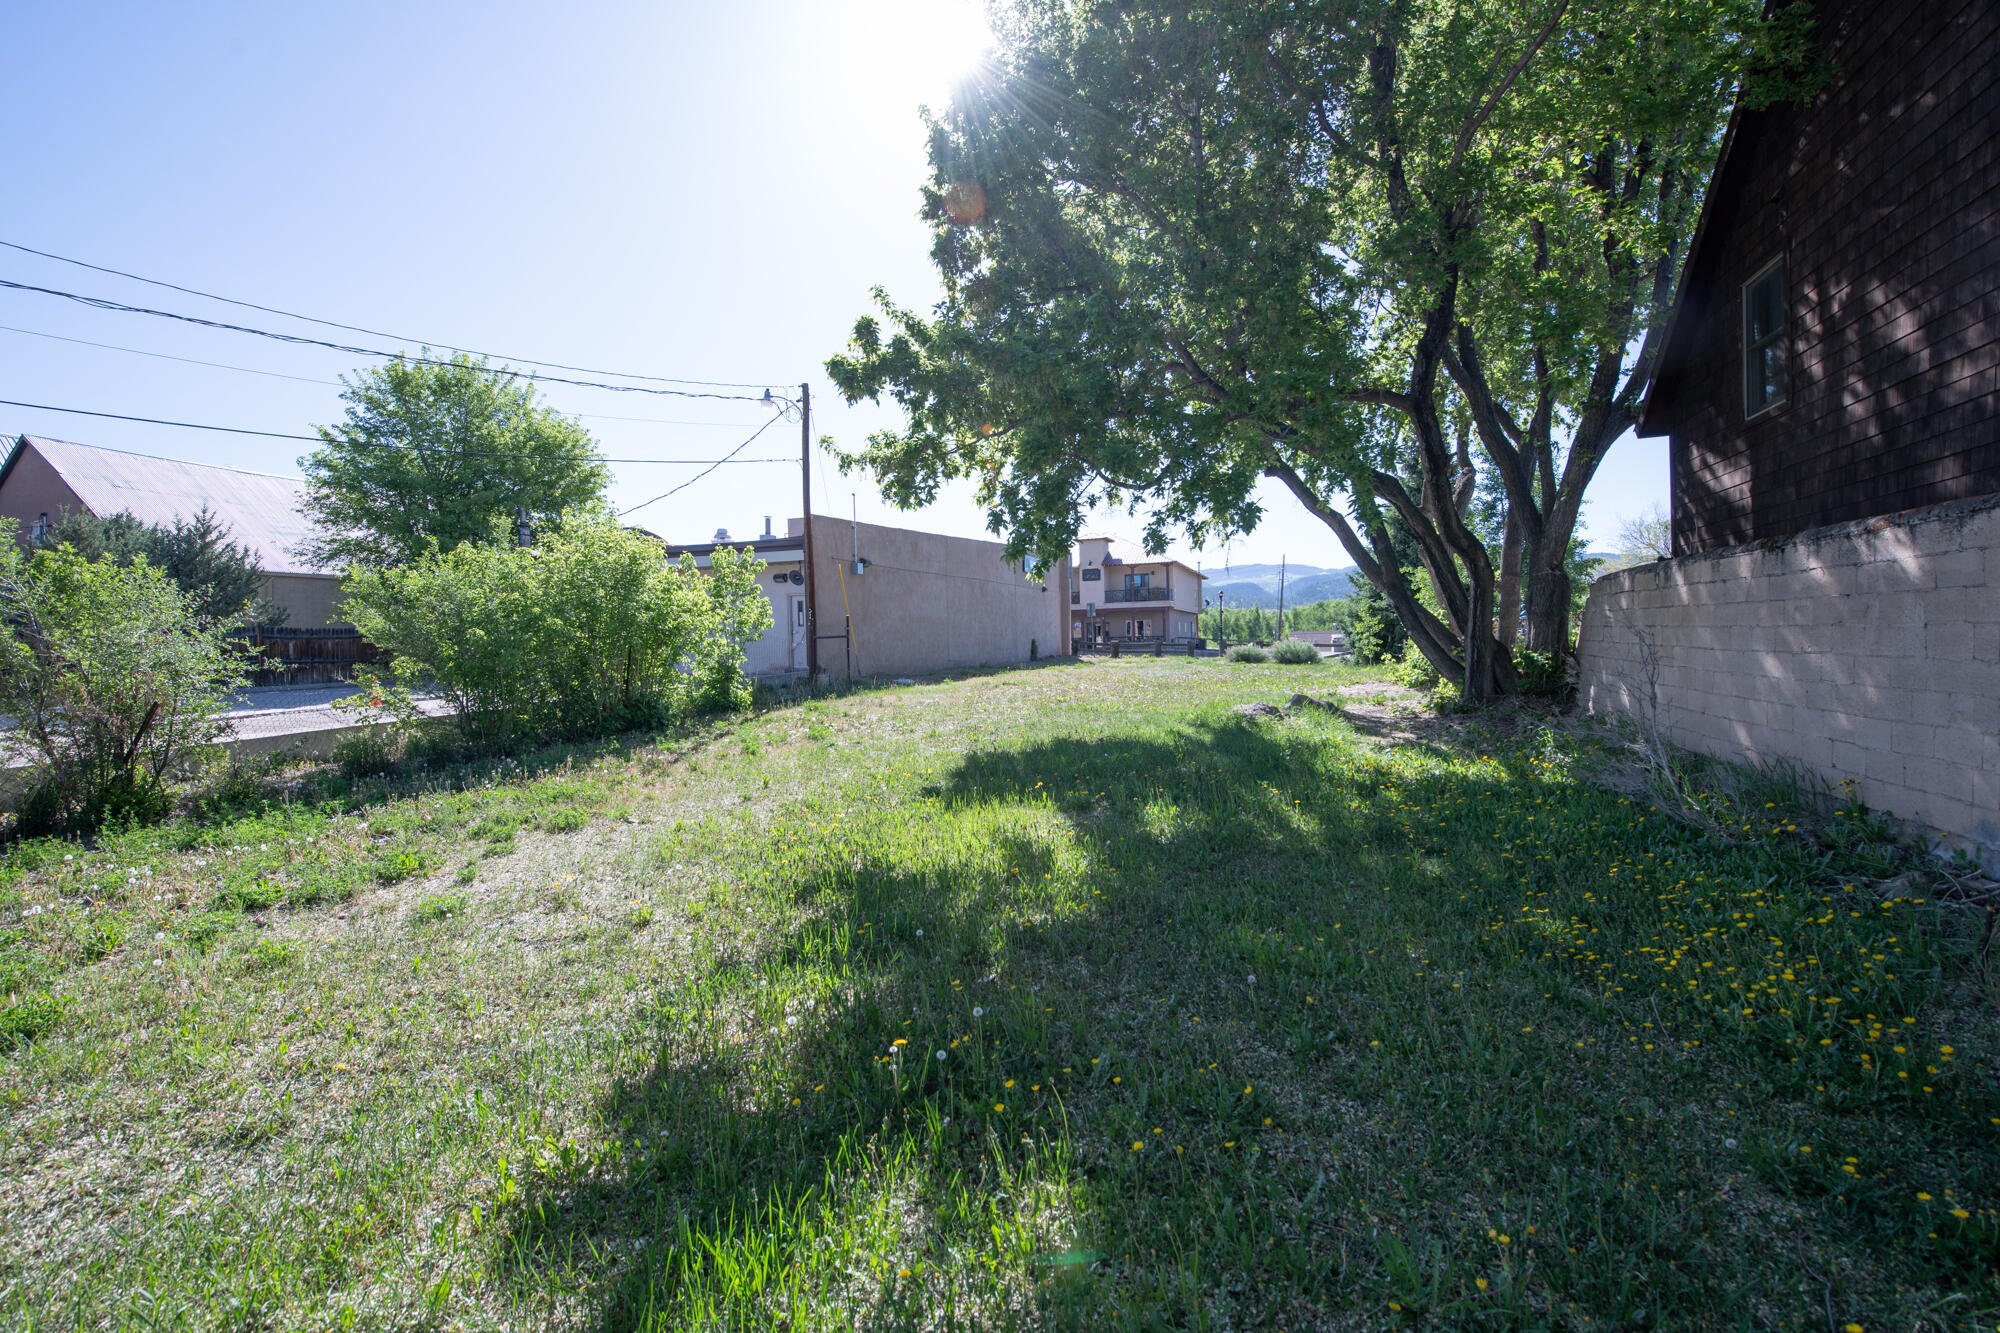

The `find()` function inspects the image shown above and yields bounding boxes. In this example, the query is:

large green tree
[300,353,609,570]
[829,0,1809,699]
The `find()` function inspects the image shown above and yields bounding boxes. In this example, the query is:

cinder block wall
[1574,495,1999,864]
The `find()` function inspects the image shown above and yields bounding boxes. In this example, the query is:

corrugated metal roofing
[15,436,330,576]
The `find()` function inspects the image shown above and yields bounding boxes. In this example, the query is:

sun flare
[852,0,995,108]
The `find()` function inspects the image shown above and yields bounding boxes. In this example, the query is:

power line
[0,399,794,464]
[618,414,790,516]
[0,321,332,385]
[0,277,781,402]
[0,238,775,390]
[0,322,785,428]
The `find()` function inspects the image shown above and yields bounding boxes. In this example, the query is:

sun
[852,0,996,108]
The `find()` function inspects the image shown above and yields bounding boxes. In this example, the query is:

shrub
[33,506,285,627]
[1512,646,1568,696]
[1270,638,1319,665]
[1387,640,1441,690]
[0,528,248,837]
[341,509,771,742]
[1227,645,1268,663]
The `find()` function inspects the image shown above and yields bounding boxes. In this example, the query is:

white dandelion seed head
[1247,975,1256,984]
[972,1007,985,1018]
[915,929,924,937]
[785,1015,798,1027]
[936,1050,947,1060]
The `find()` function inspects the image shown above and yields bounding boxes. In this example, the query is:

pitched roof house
[1636,0,1999,552]
[1576,0,2000,866]
[0,435,346,627]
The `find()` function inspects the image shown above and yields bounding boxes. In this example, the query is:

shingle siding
[1650,0,2000,555]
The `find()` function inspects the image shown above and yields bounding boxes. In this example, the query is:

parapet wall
[1573,494,1999,865]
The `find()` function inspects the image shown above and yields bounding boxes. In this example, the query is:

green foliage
[413,893,467,923]
[0,992,69,1052]
[341,511,771,743]
[1512,646,1568,696]
[1269,638,1318,664]
[0,526,248,837]
[1331,585,1405,665]
[1225,645,1267,664]
[300,352,610,570]
[34,506,285,626]
[330,724,400,779]
[372,849,436,884]
[1388,639,1442,690]
[828,0,1807,693]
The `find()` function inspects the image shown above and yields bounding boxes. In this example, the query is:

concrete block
[1925,584,2000,626]
[1926,619,1979,661]
[1930,548,1987,587]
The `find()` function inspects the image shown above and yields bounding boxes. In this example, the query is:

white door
[789,595,807,669]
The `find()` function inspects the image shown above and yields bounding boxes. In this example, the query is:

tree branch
[1449,0,1571,173]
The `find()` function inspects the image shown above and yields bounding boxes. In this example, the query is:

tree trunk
[1497,510,1522,648]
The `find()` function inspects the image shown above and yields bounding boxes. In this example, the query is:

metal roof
[5,436,331,577]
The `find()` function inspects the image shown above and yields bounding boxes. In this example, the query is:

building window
[1126,572,1150,588]
[1742,257,1786,418]
[30,513,49,543]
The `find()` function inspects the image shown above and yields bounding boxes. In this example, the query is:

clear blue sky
[3,0,1665,574]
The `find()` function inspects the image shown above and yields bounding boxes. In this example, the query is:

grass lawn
[2,657,1995,1331]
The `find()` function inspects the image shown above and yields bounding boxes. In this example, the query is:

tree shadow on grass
[493,713,1468,1329]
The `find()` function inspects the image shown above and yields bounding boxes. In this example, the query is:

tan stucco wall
[803,517,1068,679]
[264,573,349,629]
[1574,495,2000,866]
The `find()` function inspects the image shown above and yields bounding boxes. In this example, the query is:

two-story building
[1068,533,1205,647]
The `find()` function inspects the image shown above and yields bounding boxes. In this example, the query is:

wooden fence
[230,626,388,687]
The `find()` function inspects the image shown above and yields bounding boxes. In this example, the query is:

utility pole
[799,382,819,681]
[1216,588,1226,652]
[1276,555,1287,641]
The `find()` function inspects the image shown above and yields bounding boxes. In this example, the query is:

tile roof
[5,436,330,577]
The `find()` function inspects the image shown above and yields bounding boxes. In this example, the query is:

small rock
[1233,702,1284,718]
[1285,693,1336,712]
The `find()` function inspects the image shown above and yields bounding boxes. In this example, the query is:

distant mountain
[1205,569,1358,609]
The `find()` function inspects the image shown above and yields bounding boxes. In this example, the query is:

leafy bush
[1226,645,1268,663]
[1270,638,1319,664]
[341,510,771,742]
[1512,646,1568,696]
[1387,640,1441,690]
[0,528,248,837]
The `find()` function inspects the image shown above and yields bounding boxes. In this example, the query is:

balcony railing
[1104,586,1171,603]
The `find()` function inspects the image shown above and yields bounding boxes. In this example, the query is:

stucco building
[1574,0,1998,864]
[664,515,1070,682]
[1068,534,1204,648]
[0,435,346,627]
